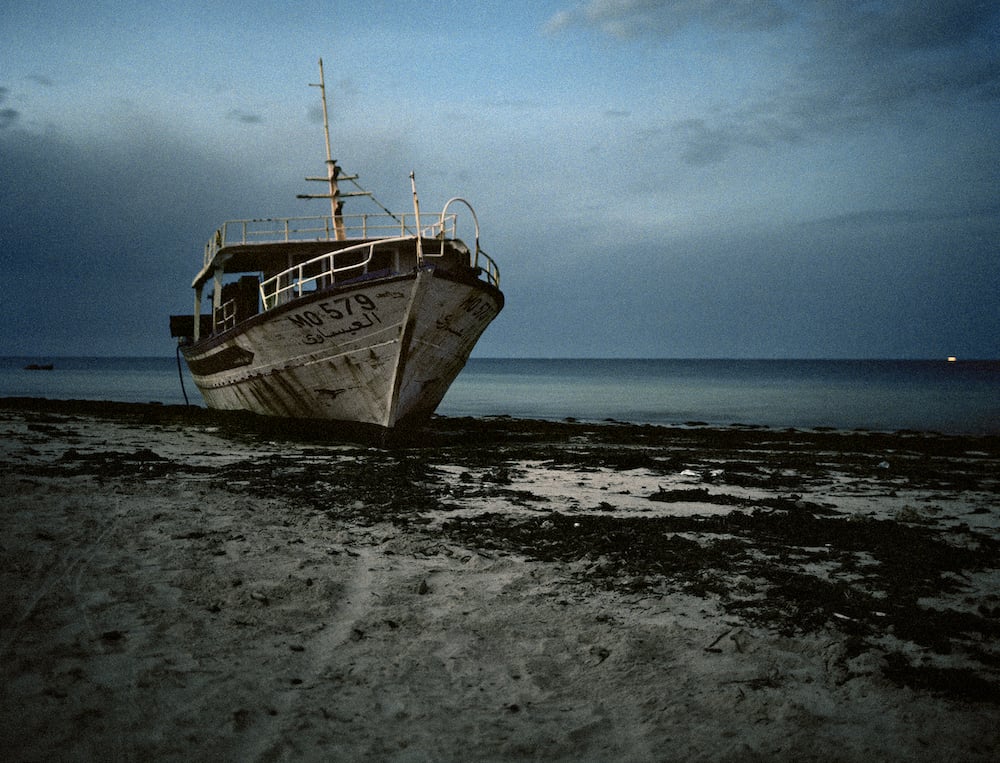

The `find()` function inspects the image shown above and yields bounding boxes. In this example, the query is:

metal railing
[204,212,458,267]
[259,237,395,310]
[474,249,501,289]
[434,197,500,290]
[208,204,500,313]
[259,233,500,311]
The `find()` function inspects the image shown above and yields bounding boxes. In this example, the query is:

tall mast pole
[311,58,345,240]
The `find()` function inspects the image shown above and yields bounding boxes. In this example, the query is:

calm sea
[1,357,998,435]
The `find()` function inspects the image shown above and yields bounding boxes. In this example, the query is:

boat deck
[174,206,499,344]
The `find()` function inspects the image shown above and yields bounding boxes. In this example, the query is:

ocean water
[1,356,998,435]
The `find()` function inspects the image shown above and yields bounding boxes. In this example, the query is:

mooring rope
[175,343,190,406]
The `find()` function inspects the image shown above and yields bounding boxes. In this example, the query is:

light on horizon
[947,356,957,362]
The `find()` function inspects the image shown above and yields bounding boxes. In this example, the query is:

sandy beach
[1,399,998,761]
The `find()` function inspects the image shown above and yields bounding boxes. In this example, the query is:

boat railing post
[212,269,223,333]
[193,287,203,342]
[439,198,481,265]
[410,172,423,263]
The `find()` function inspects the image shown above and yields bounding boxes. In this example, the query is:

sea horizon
[2,356,998,435]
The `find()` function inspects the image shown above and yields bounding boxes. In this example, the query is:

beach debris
[648,487,743,506]
[419,543,452,557]
[704,629,733,653]
[171,530,206,540]
[250,590,269,605]
[730,631,745,653]
[417,579,430,595]
[231,709,253,730]
[895,506,930,524]
[724,670,784,690]
[482,466,513,484]
[131,448,166,462]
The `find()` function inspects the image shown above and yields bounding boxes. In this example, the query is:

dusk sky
[2,1,998,359]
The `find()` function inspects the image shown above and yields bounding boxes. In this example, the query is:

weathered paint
[182,269,501,429]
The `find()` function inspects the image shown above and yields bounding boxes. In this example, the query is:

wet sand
[2,399,998,761]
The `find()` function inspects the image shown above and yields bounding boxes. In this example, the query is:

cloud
[485,213,1000,358]
[0,88,18,129]
[824,0,998,52]
[548,1,1000,164]
[0,119,281,355]
[546,0,791,38]
[669,119,738,165]
[808,205,1000,229]
[807,2,1000,101]
[226,109,264,124]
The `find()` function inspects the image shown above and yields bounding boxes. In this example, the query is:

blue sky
[2,0,998,358]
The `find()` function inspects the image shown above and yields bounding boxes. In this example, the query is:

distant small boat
[24,363,54,371]
[169,60,503,435]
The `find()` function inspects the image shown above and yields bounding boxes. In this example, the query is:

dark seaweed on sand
[4,399,999,702]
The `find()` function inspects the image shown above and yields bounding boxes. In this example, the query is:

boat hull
[181,267,502,430]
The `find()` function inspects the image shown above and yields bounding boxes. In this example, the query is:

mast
[302,58,346,240]
[297,59,374,239]
[316,59,345,240]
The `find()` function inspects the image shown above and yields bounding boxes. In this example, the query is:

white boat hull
[182,268,502,430]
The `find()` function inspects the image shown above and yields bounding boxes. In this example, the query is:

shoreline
[2,399,998,760]
[3,395,1000,440]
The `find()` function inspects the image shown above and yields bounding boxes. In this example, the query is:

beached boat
[169,61,503,434]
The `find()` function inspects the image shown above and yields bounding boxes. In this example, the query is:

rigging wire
[175,343,190,406]
[345,175,415,234]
